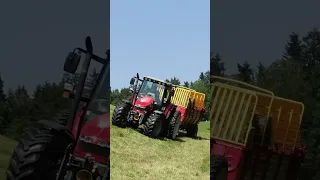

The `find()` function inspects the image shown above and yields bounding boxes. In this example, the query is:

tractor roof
[143,76,174,87]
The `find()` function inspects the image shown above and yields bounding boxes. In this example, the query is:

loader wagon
[159,85,206,135]
[210,76,305,180]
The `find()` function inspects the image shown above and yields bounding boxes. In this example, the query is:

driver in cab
[148,84,161,106]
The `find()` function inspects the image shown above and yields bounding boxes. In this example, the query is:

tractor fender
[165,104,176,119]
[36,120,75,141]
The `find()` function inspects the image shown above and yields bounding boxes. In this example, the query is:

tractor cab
[132,76,174,109]
[127,76,174,127]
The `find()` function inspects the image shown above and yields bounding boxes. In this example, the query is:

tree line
[211,28,320,179]
[0,77,70,140]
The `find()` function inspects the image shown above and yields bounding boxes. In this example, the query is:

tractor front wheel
[112,101,131,128]
[167,111,181,139]
[6,127,71,180]
[210,155,228,180]
[143,113,164,138]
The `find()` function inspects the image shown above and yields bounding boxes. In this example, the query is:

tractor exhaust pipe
[76,169,93,180]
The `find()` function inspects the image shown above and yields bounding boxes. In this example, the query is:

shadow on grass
[158,136,186,142]
[118,126,209,142]
[191,136,210,140]
[177,132,209,140]
[134,127,187,142]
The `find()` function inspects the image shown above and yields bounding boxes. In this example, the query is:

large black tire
[6,127,71,180]
[112,101,131,128]
[186,124,198,137]
[210,155,228,180]
[167,111,181,139]
[143,113,164,138]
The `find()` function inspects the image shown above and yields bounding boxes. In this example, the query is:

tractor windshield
[138,80,164,105]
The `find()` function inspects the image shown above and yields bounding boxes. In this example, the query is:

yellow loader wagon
[210,76,306,180]
[158,85,206,137]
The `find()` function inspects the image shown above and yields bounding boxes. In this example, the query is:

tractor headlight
[133,113,140,120]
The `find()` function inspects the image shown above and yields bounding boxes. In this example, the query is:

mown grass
[110,104,210,180]
[0,135,17,179]
[0,105,210,180]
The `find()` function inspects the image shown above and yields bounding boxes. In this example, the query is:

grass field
[110,104,210,180]
[0,135,16,179]
[0,105,210,180]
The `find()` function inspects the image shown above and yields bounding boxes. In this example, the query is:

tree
[110,88,131,105]
[283,32,303,62]
[302,28,320,66]
[210,53,226,76]
[256,62,266,86]
[165,77,181,85]
[236,62,254,83]
[0,74,6,102]
[183,81,190,88]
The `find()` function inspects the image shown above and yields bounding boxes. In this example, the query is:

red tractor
[6,36,110,180]
[112,75,206,139]
[210,76,306,180]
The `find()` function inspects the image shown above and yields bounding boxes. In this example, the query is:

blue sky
[110,0,209,90]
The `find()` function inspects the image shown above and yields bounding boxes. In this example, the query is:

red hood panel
[81,113,110,143]
[135,96,154,107]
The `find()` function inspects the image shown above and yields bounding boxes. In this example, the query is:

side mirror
[130,78,135,85]
[64,52,81,74]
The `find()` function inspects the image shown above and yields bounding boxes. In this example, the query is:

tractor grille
[134,106,146,112]
[78,141,110,157]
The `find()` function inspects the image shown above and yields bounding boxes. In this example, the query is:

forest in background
[211,28,320,179]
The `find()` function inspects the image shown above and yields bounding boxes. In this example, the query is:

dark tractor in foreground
[112,75,206,139]
[6,36,110,180]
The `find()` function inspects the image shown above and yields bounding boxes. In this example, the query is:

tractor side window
[86,61,110,116]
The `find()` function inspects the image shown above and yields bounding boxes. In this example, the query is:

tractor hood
[135,96,154,107]
[80,113,110,143]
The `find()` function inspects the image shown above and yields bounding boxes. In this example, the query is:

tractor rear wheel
[167,111,181,139]
[112,101,131,128]
[6,127,71,180]
[210,155,228,180]
[143,113,163,138]
[186,124,198,137]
